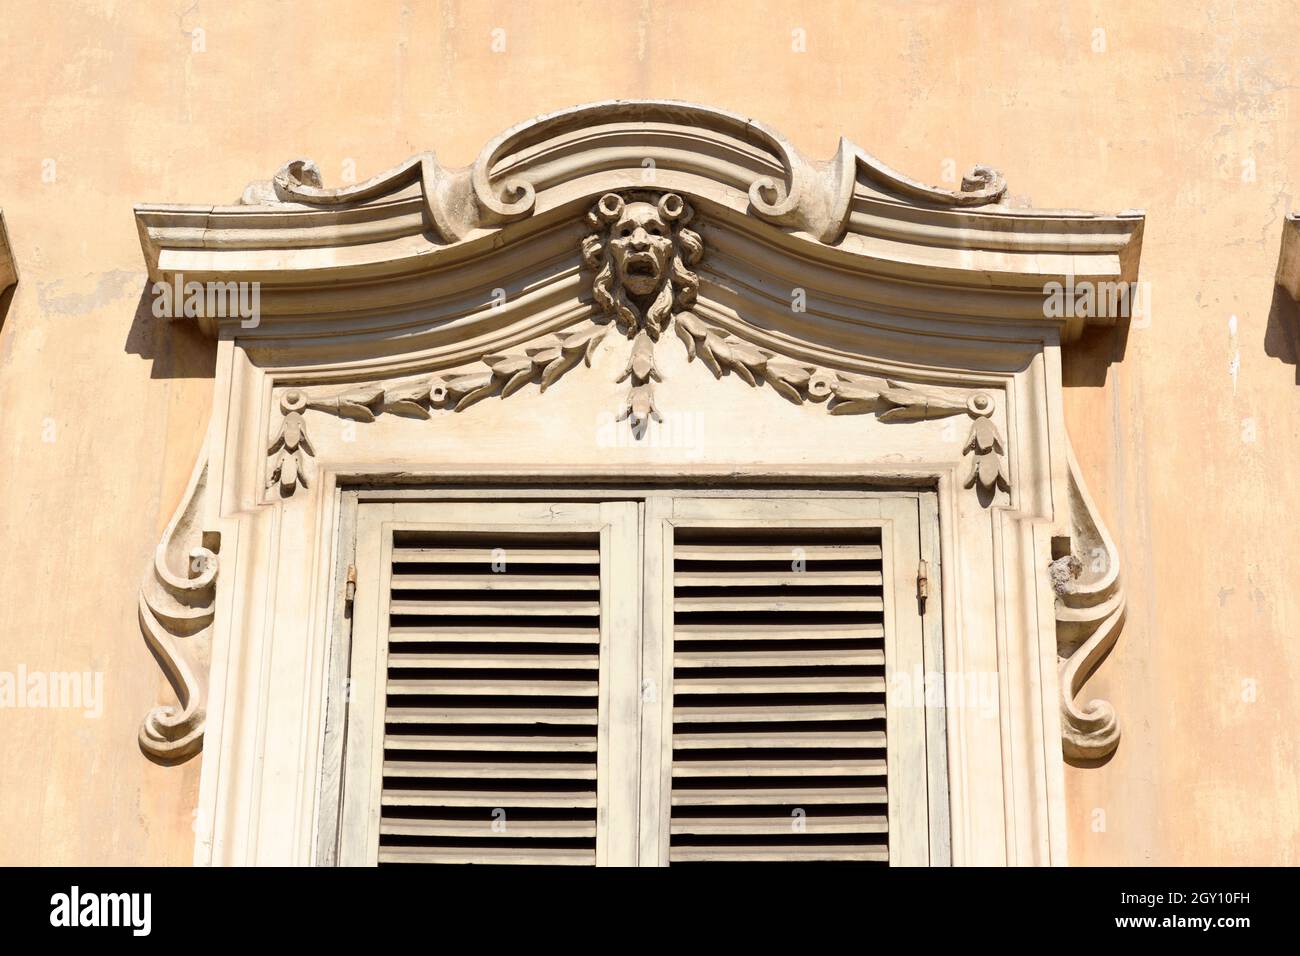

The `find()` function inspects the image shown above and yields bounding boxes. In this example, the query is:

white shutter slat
[381,819,597,838]
[385,706,598,725]
[673,622,883,640]
[378,529,601,866]
[670,845,889,863]
[674,595,884,613]
[675,647,884,668]
[392,573,600,591]
[383,760,598,779]
[669,525,890,864]
[384,734,598,753]
[386,678,597,696]
[672,702,886,723]
[671,786,887,806]
[388,626,598,644]
[378,846,593,865]
[673,730,887,749]
[672,758,887,777]
[671,814,887,835]
[672,675,887,695]
[392,547,600,565]
[673,544,882,561]
[674,570,884,587]
[387,652,599,670]
[389,599,600,617]
[384,789,597,809]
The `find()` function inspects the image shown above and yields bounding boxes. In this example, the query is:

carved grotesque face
[607,202,674,296]
[583,191,702,340]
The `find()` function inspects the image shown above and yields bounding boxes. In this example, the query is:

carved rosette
[139,450,217,761]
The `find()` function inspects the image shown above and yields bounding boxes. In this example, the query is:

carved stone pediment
[136,100,1141,343]
[133,100,1144,865]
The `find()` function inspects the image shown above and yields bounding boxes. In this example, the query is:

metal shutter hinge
[916,559,930,605]
[345,564,357,608]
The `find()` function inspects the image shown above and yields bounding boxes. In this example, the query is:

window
[330,491,946,866]
[136,102,1136,866]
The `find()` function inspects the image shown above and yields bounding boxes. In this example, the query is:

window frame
[325,487,946,866]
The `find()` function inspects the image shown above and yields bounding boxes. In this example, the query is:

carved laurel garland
[264,323,613,496]
[267,324,1009,501]
[139,449,217,761]
[672,311,1011,491]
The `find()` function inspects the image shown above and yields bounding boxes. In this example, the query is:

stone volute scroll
[138,449,217,761]
[134,100,1142,860]
[1053,448,1126,761]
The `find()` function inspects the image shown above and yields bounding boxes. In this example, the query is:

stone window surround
[131,100,1144,866]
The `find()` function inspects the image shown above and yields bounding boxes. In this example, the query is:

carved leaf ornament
[267,189,1010,502]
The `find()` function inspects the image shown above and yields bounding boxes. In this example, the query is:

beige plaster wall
[0,0,1296,865]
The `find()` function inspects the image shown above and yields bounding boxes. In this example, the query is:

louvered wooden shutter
[340,495,939,866]
[667,526,891,863]
[378,529,602,865]
[340,501,641,867]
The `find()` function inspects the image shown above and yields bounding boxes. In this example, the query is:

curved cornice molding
[133,99,1143,343]
[253,100,1010,235]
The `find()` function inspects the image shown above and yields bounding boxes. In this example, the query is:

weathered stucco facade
[1,1,1297,865]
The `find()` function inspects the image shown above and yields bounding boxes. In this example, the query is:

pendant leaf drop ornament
[582,190,703,437]
[962,393,1009,495]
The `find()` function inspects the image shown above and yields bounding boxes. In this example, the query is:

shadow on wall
[1061,316,1131,389]
[0,283,14,334]
[123,280,216,380]
[1264,286,1300,385]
